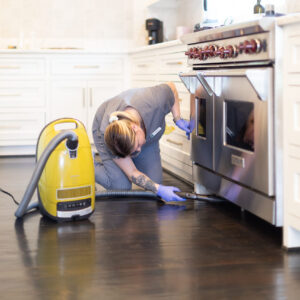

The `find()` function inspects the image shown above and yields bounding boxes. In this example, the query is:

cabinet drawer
[0,81,45,108]
[161,128,191,154]
[132,57,156,75]
[160,138,192,166]
[0,58,45,76]
[131,79,157,88]
[0,111,45,145]
[287,35,300,73]
[159,52,187,74]
[161,151,193,180]
[51,57,123,75]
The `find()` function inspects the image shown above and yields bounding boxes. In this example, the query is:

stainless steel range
[179,18,282,225]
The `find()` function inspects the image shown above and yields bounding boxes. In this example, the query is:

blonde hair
[104,111,139,158]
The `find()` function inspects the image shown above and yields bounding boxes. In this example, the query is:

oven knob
[215,46,225,58]
[184,48,191,57]
[191,47,199,59]
[239,39,261,54]
[208,45,217,57]
[224,45,238,58]
[184,48,194,59]
[194,48,203,60]
[202,45,216,57]
[201,46,208,60]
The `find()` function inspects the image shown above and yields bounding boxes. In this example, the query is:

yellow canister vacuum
[15,118,95,221]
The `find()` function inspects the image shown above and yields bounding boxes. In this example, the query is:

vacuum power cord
[0,187,19,206]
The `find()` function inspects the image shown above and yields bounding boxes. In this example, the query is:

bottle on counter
[265,4,275,16]
[253,0,265,14]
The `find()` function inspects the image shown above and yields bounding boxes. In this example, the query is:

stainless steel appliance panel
[193,164,278,225]
[202,68,274,196]
[179,72,214,169]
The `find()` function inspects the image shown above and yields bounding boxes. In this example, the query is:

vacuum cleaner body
[36,118,95,221]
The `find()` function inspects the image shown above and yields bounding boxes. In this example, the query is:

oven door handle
[196,73,214,97]
[179,71,214,96]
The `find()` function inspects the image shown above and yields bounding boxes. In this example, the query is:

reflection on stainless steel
[196,73,214,96]
[246,69,271,101]
[193,164,275,224]
[180,18,281,226]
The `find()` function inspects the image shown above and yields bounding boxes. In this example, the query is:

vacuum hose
[15,131,78,218]
[95,190,159,201]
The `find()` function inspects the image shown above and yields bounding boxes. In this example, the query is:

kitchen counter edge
[276,13,300,26]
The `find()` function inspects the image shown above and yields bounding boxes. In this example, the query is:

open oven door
[179,72,215,170]
[192,68,274,196]
[214,68,274,197]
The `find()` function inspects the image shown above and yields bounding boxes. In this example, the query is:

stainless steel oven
[179,18,281,225]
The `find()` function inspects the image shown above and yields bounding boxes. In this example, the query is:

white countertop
[276,13,300,26]
[0,40,184,55]
[129,39,183,54]
[0,48,128,55]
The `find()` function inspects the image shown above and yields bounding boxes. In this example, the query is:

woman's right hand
[157,185,186,202]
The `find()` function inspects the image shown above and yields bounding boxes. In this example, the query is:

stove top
[181,17,276,66]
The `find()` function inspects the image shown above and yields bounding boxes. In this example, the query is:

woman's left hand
[175,119,191,139]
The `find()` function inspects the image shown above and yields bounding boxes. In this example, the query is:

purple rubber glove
[157,185,186,202]
[175,119,192,140]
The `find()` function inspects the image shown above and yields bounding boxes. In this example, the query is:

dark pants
[94,141,163,190]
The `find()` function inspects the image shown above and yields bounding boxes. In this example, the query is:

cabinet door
[50,80,87,127]
[86,80,123,140]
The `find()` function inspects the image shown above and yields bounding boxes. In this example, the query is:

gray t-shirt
[92,84,175,160]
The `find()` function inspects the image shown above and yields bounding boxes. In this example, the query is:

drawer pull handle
[82,88,85,107]
[166,61,183,65]
[0,94,21,97]
[179,98,182,102]
[167,138,183,146]
[74,65,100,69]
[90,88,93,107]
[0,125,21,130]
[137,64,148,68]
[0,66,20,69]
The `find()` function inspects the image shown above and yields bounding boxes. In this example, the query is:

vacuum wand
[175,192,225,203]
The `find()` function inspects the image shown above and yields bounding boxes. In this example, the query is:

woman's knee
[94,162,132,190]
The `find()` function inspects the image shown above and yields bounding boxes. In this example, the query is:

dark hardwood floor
[0,156,300,299]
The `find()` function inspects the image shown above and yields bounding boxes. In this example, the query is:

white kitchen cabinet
[48,54,125,141]
[0,110,45,146]
[49,79,123,141]
[49,80,87,124]
[0,52,126,155]
[50,56,123,76]
[86,80,123,133]
[131,52,158,88]
[130,41,192,183]
[279,19,300,248]
[0,57,45,77]
[0,56,47,155]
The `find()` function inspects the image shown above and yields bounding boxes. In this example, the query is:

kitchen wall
[0,0,134,50]
[131,0,291,47]
[0,0,299,51]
